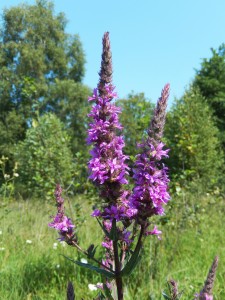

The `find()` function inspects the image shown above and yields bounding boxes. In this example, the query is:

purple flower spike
[130,85,170,229]
[87,84,129,189]
[48,185,76,242]
[196,256,219,300]
[87,32,131,222]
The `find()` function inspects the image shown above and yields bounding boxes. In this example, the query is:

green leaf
[120,239,142,277]
[162,292,171,299]
[62,255,115,279]
[87,244,97,259]
[96,218,111,238]
[103,283,114,300]
[97,292,106,299]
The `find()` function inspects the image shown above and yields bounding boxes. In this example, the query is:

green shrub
[164,86,224,191]
[15,113,74,198]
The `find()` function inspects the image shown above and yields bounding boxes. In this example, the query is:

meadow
[0,191,224,300]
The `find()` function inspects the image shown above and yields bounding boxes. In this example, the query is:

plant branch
[69,239,115,274]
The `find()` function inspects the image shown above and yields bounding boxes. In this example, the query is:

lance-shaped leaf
[120,238,142,277]
[103,283,114,300]
[63,255,115,279]
[96,218,110,237]
[162,292,171,300]
[87,244,98,259]
[96,218,118,241]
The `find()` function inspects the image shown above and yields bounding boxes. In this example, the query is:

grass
[0,192,224,299]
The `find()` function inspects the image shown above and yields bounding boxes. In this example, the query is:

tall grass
[0,192,224,299]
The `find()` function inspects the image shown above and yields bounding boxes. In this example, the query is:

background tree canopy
[0,0,224,198]
[164,86,224,190]
[194,44,225,149]
[0,0,89,178]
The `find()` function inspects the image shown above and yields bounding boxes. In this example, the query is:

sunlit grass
[0,193,224,299]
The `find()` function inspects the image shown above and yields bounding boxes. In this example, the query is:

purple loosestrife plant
[195,256,219,300]
[130,85,170,235]
[87,84,134,221]
[48,184,76,243]
[49,32,171,300]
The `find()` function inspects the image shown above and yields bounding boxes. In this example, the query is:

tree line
[0,0,224,199]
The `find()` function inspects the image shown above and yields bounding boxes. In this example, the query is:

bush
[15,113,75,198]
[164,86,224,191]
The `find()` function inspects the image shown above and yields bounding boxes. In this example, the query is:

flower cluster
[48,184,75,242]
[129,85,170,231]
[130,141,170,220]
[87,85,128,186]
[88,84,136,221]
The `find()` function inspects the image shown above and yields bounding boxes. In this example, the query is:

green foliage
[0,110,26,184]
[164,86,223,190]
[1,195,225,299]
[45,79,91,153]
[0,156,19,200]
[15,114,74,198]
[194,44,225,147]
[116,92,154,157]
[0,0,87,174]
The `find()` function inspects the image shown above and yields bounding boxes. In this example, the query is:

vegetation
[0,0,89,182]
[15,113,75,198]
[0,194,224,299]
[194,44,225,149]
[164,86,224,190]
[0,0,225,299]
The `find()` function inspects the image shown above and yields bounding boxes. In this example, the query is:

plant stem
[113,226,123,300]
[70,240,115,274]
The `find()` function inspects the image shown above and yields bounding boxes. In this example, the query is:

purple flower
[49,215,75,233]
[87,85,129,186]
[129,85,170,228]
[120,230,133,246]
[195,293,213,300]
[87,84,131,221]
[48,185,76,242]
[102,239,113,250]
[145,225,162,239]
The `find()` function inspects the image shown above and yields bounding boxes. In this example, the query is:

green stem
[70,239,115,274]
[113,238,123,300]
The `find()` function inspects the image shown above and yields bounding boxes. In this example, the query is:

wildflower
[87,32,131,222]
[26,240,32,244]
[67,282,75,300]
[81,258,88,264]
[53,242,58,250]
[96,281,112,290]
[195,256,219,300]
[145,225,162,239]
[60,241,66,247]
[4,174,10,179]
[130,84,170,229]
[48,184,76,243]
[0,247,5,251]
[88,283,98,291]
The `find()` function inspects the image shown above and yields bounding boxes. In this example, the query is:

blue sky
[1,0,225,106]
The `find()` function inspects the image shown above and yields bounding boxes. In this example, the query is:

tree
[15,113,75,198]
[116,92,154,157]
[0,0,87,177]
[194,44,225,148]
[45,79,91,153]
[164,86,223,189]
